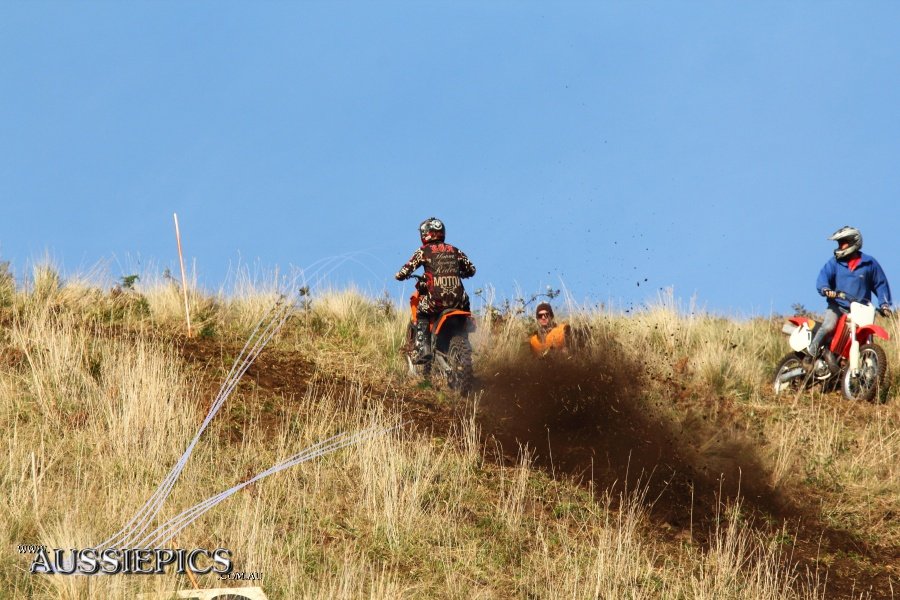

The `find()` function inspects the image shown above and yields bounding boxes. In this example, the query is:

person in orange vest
[529,302,570,357]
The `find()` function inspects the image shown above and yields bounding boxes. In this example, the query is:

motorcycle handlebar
[833,291,863,304]
[407,274,428,293]
[831,291,892,316]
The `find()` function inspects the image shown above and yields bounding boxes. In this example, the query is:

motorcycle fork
[848,321,860,376]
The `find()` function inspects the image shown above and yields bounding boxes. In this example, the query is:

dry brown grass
[0,272,895,598]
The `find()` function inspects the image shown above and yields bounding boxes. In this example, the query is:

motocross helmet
[419,217,445,244]
[828,226,862,260]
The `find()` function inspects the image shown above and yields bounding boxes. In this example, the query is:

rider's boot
[803,343,817,370]
[806,342,835,378]
[414,319,432,364]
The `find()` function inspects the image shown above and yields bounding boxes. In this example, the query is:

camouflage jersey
[396,242,476,314]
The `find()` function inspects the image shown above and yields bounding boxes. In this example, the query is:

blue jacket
[816,252,892,309]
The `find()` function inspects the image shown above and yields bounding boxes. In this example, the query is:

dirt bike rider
[395,217,477,364]
[529,302,570,357]
[806,226,893,372]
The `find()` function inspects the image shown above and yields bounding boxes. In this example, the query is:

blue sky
[2,2,898,316]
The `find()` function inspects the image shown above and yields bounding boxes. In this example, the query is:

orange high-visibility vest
[530,323,569,355]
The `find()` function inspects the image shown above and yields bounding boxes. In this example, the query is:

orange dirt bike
[402,275,476,395]
[774,291,891,402]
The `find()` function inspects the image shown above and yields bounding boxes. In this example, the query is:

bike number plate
[789,324,812,352]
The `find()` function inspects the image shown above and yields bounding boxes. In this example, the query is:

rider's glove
[879,304,893,318]
[395,272,407,281]
[822,288,837,299]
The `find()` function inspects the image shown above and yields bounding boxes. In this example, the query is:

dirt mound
[477,354,782,525]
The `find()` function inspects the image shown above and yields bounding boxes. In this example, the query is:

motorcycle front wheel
[773,352,809,396]
[841,343,888,403]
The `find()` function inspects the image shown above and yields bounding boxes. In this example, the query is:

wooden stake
[185,561,201,590]
[173,213,193,337]
[173,537,201,590]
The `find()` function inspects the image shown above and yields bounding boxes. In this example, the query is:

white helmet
[828,226,862,260]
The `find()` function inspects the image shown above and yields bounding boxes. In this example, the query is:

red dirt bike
[774,292,891,402]
[402,275,476,395]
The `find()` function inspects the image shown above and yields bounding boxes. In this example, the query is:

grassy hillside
[1,266,898,599]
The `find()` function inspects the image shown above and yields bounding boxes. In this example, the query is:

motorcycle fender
[433,311,474,335]
[856,324,890,342]
[789,323,812,353]
[788,316,815,328]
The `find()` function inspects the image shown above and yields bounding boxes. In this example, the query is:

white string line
[100,301,287,548]
[101,316,281,548]
[318,254,385,285]
[206,300,285,414]
[300,250,385,288]
[143,428,389,547]
[116,300,293,548]
[138,425,392,548]
[301,252,359,280]
[99,283,299,549]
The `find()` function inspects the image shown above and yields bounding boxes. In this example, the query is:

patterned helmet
[828,226,863,260]
[419,217,445,244]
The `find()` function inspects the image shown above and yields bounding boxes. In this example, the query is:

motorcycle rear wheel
[773,352,809,396]
[446,334,474,395]
[841,343,888,403]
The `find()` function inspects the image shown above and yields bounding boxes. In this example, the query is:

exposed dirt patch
[0,346,26,369]
[177,336,317,399]
[174,335,458,442]
[175,336,320,441]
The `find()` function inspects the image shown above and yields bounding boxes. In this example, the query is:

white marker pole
[173,213,193,338]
